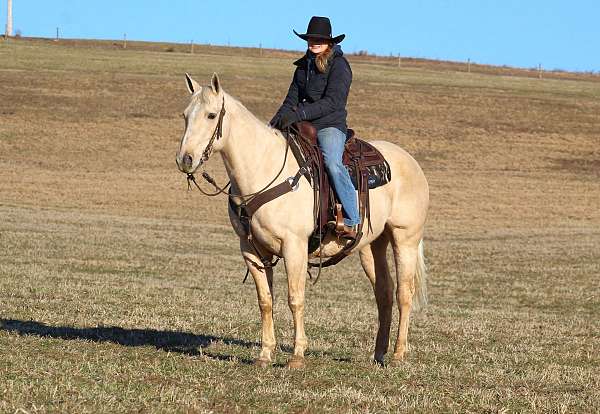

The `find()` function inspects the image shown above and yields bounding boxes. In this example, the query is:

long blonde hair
[315,43,335,73]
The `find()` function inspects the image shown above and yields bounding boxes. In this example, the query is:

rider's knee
[324,159,344,175]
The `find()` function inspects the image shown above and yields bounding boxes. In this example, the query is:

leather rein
[187,97,294,202]
[184,96,307,276]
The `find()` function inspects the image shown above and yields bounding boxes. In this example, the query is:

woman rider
[270,16,359,239]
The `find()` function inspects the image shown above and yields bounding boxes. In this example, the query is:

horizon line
[3,34,599,76]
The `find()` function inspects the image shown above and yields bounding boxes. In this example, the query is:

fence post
[468,58,471,73]
[6,0,13,38]
[55,27,59,42]
[538,63,543,79]
[123,33,127,49]
[398,53,401,68]
[190,40,194,54]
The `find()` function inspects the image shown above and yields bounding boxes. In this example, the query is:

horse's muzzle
[182,153,193,171]
[177,150,205,174]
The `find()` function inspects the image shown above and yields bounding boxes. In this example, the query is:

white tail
[413,239,428,311]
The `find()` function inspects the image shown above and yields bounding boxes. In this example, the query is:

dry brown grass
[1,37,599,413]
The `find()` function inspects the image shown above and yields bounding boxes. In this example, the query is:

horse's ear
[185,73,201,94]
[211,72,221,95]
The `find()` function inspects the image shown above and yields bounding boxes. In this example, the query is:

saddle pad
[343,138,391,190]
[346,162,391,189]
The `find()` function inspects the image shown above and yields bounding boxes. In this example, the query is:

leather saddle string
[308,147,369,270]
[310,158,325,285]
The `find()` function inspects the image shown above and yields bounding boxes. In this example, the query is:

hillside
[0,37,599,412]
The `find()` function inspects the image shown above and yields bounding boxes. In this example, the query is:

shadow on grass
[0,319,257,364]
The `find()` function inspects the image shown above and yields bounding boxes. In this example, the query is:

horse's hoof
[254,357,272,368]
[389,357,404,367]
[373,357,385,367]
[286,355,305,369]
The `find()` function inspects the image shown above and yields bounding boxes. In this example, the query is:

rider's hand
[269,113,281,128]
[280,110,300,129]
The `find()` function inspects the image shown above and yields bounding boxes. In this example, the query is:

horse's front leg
[239,239,276,367]
[282,236,309,369]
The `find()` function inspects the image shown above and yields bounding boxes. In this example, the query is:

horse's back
[368,140,429,234]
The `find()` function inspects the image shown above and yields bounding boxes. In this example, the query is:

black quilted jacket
[272,45,352,133]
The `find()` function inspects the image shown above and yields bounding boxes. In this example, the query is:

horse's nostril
[182,153,193,169]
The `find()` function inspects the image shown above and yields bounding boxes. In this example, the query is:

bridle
[183,95,308,276]
[200,96,227,164]
[185,96,229,196]
[185,96,294,202]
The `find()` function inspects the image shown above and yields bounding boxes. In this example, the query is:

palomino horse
[176,73,429,368]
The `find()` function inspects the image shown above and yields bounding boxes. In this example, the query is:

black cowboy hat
[293,16,345,44]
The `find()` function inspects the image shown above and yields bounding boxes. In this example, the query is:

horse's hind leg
[359,233,393,365]
[388,228,421,365]
[239,239,276,367]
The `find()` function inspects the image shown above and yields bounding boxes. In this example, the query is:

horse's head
[176,72,227,174]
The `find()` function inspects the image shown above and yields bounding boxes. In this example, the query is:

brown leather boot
[339,225,357,240]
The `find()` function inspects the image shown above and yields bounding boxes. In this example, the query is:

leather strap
[310,153,368,269]
[334,204,345,233]
[244,166,306,216]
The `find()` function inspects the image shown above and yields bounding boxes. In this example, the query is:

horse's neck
[220,98,296,195]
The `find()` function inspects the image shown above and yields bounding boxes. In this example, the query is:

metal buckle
[287,177,300,191]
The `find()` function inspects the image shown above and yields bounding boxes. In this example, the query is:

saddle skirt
[288,121,392,256]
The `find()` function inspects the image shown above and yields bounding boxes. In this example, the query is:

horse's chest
[228,204,283,254]
[249,221,282,253]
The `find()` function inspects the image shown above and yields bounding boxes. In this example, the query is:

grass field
[1,37,599,413]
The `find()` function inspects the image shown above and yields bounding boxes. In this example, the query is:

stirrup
[334,204,345,234]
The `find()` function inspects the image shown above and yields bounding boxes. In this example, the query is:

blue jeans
[317,127,361,226]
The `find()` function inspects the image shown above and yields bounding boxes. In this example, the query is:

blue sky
[2,0,599,72]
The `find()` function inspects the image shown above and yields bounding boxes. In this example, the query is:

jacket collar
[293,44,343,67]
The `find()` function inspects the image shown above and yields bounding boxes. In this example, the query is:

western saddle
[287,121,391,267]
[229,121,391,272]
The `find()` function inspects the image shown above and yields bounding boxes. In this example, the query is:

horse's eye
[208,113,217,120]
